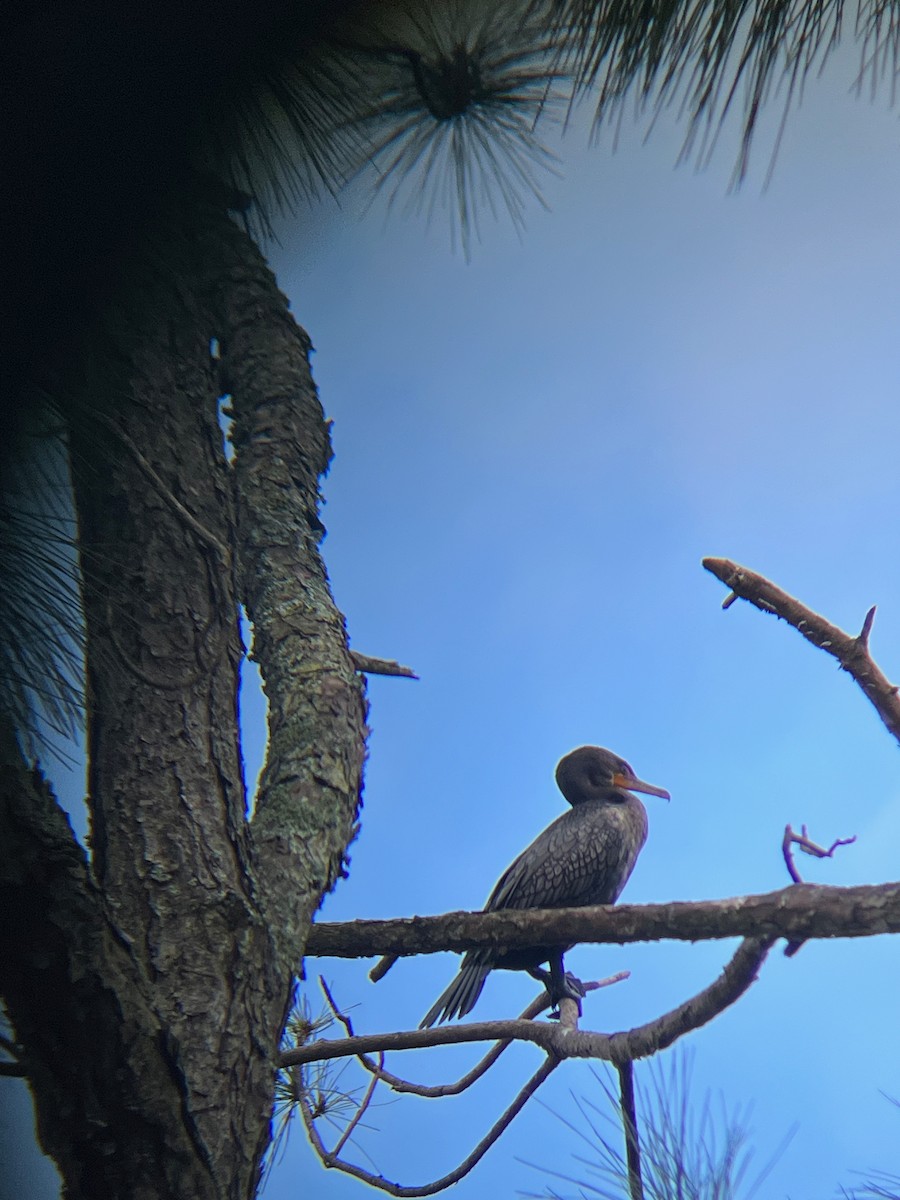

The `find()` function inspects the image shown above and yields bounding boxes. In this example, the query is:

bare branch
[781,824,856,958]
[350,652,419,679]
[331,1050,383,1161]
[603,937,773,1062]
[617,1060,643,1200]
[305,882,900,959]
[370,953,398,982]
[301,1057,558,1197]
[283,938,772,1069]
[782,824,857,886]
[326,974,628,1099]
[317,974,543,1097]
[0,1061,27,1077]
[702,557,900,745]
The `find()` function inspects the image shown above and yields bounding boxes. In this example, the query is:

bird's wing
[485,805,642,911]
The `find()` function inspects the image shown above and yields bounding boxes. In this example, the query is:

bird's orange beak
[613,772,670,800]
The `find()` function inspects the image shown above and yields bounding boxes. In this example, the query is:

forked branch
[703,557,900,744]
[782,824,857,886]
[283,938,772,1069]
[311,973,629,1098]
[288,939,771,1196]
[300,1057,558,1197]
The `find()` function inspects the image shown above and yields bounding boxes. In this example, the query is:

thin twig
[0,1062,26,1077]
[782,824,857,886]
[319,973,628,1098]
[617,1060,644,1200]
[301,1057,558,1197]
[331,1051,383,1161]
[350,652,418,679]
[781,824,856,956]
[703,557,900,745]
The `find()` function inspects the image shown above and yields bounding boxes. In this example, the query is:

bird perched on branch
[420,745,669,1027]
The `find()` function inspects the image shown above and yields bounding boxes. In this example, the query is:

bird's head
[555,745,670,806]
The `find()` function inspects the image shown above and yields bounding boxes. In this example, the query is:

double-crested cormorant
[420,746,669,1027]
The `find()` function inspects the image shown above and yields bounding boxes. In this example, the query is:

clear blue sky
[5,45,900,1200]
[264,54,900,1200]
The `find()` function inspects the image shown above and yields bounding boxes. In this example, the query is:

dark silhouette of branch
[316,972,629,1098]
[703,557,900,745]
[331,1049,383,1162]
[283,937,773,1069]
[780,824,856,957]
[782,824,857,886]
[305,882,900,959]
[617,1060,643,1200]
[300,1056,559,1197]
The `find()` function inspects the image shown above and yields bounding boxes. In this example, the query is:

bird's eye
[617,759,635,779]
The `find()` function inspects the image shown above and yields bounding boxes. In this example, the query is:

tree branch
[316,973,629,1098]
[283,937,772,1069]
[300,1056,558,1197]
[782,824,857,886]
[617,1060,643,1200]
[702,557,900,744]
[211,213,369,966]
[304,882,900,958]
[350,652,418,679]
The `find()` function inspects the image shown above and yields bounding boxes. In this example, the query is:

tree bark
[63,229,276,1198]
[0,203,368,1199]
[207,209,369,971]
[304,881,900,957]
[0,722,213,1200]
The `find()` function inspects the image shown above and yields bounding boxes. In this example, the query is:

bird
[420,745,669,1027]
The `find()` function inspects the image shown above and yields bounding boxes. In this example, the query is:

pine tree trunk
[0,202,367,1198]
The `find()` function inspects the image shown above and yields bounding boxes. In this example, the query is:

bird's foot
[547,972,586,1019]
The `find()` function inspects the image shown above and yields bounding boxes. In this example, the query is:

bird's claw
[561,971,586,999]
[548,971,586,1019]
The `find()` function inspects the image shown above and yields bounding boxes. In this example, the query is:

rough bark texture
[305,880,900,957]
[0,723,212,1200]
[208,210,369,969]
[1,204,368,1199]
[64,232,277,1199]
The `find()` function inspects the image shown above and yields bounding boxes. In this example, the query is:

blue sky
[4,43,900,1200]
[262,54,900,1200]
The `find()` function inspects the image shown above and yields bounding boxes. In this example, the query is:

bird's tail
[419,957,490,1028]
